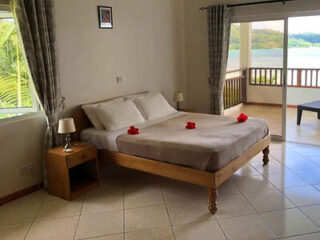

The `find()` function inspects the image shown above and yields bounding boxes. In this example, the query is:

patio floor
[224,104,320,146]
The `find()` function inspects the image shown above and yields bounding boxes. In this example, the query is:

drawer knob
[81,154,86,159]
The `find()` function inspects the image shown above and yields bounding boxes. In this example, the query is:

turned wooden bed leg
[208,188,218,214]
[263,146,270,165]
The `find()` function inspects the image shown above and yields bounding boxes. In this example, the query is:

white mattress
[80,111,186,151]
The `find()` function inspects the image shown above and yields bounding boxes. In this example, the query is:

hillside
[229,25,320,50]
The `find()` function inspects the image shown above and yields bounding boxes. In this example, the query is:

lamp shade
[58,118,76,134]
[174,91,184,102]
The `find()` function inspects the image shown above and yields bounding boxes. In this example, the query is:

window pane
[0,18,33,118]
[227,23,240,70]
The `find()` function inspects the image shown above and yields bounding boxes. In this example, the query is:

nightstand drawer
[67,148,97,168]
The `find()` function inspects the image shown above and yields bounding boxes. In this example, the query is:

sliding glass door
[224,19,287,140]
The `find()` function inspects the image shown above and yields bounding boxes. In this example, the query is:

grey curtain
[10,0,62,149]
[207,5,231,115]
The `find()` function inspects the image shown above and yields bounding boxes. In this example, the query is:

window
[0,11,38,120]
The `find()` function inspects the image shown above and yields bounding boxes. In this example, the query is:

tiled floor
[2,141,320,239]
[224,104,320,146]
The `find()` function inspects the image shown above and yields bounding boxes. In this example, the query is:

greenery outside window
[0,11,38,120]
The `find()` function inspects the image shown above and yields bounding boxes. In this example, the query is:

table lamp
[58,118,76,152]
[174,91,184,111]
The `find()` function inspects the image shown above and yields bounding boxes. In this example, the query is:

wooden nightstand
[46,142,99,200]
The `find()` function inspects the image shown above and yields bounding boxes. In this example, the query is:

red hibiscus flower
[128,126,139,135]
[186,121,196,129]
[237,113,248,123]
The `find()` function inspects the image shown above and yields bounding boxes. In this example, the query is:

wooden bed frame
[73,94,271,214]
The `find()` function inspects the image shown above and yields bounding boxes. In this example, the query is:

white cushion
[133,93,177,120]
[81,97,123,130]
[96,99,145,131]
[81,104,105,130]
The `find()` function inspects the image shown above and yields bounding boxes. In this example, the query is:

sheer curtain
[207,5,231,115]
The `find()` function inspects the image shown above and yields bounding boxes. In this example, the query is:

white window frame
[0,11,40,121]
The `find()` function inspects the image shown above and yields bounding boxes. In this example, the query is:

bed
[73,93,271,214]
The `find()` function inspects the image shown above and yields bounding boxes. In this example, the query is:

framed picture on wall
[98,6,113,29]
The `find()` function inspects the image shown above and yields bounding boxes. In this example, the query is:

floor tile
[166,198,214,225]
[277,232,320,239]
[218,214,275,240]
[36,197,82,220]
[308,155,320,167]
[125,227,174,240]
[217,180,241,198]
[173,220,226,240]
[215,194,256,219]
[313,184,320,191]
[87,234,124,240]
[0,223,30,240]
[251,159,287,177]
[267,171,308,191]
[231,175,275,194]
[124,183,164,209]
[260,208,319,237]
[294,168,320,184]
[270,148,304,163]
[292,146,320,157]
[244,188,294,212]
[75,210,123,239]
[26,216,78,240]
[234,163,260,176]
[301,205,320,225]
[284,186,320,207]
[125,205,170,232]
[161,179,206,201]
[82,186,123,214]
[0,201,40,225]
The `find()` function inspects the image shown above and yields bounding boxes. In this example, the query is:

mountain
[229,25,320,50]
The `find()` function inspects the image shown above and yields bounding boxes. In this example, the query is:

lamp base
[63,148,73,153]
[63,133,74,153]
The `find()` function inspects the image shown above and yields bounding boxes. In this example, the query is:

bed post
[208,188,218,214]
[263,146,270,165]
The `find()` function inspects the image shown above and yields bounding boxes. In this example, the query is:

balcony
[224,68,320,145]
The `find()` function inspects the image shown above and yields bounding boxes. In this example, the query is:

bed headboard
[73,91,149,141]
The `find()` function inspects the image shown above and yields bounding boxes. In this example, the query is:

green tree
[0,19,32,112]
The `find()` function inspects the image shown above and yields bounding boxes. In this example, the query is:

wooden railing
[224,69,247,109]
[249,67,320,88]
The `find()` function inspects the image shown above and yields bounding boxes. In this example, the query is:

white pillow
[133,93,177,120]
[96,99,145,131]
[81,97,123,130]
[81,104,105,130]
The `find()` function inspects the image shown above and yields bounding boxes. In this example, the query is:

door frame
[229,18,288,141]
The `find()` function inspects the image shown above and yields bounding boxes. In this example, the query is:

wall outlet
[20,164,34,176]
[116,76,123,84]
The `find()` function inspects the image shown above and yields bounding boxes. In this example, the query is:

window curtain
[9,0,62,149]
[207,5,231,115]
[9,0,62,185]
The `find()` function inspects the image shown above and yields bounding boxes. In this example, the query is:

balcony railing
[249,68,320,88]
[224,69,247,109]
[224,67,320,109]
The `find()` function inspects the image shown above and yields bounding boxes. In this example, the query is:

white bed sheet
[80,111,186,151]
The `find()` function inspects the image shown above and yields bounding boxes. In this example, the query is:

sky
[250,16,320,34]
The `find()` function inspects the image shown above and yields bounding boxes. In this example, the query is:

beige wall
[0,0,185,199]
[183,0,320,113]
[55,0,185,112]
[0,114,46,198]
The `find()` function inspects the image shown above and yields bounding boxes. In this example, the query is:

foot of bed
[263,146,270,165]
[208,188,218,214]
